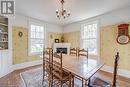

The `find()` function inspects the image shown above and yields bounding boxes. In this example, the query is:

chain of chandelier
[56,0,70,19]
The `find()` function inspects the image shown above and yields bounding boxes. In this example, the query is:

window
[81,21,98,55]
[29,23,45,55]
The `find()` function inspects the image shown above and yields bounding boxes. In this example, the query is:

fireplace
[53,43,71,55]
[57,48,67,54]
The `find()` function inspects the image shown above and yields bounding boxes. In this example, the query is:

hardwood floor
[0,65,130,87]
[95,71,130,87]
[0,65,41,87]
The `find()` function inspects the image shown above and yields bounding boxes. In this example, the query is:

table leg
[72,77,74,87]
[85,80,87,86]
[69,73,71,87]
[88,78,91,87]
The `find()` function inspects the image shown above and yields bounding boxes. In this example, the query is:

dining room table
[42,54,104,87]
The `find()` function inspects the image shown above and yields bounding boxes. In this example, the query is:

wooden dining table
[42,54,104,87]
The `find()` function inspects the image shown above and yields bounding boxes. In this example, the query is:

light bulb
[63,9,66,13]
[68,12,70,16]
[56,10,58,14]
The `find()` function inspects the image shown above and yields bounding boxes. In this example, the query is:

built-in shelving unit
[0,16,8,50]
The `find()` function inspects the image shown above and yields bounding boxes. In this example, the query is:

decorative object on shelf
[61,35,64,43]
[18,31,23,37]
[117,24,129,45]
[55,39,59,43]
[0,16,8,50]
[56,0,70,19]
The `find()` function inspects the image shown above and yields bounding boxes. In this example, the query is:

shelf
[0,41,8,42]
[0,16,8,50]
[0,49,8,50]
[0,22,8,26]
[0,32,8,34]
[0,48,4,50]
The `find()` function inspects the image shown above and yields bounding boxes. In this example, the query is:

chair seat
[53,70,71,80]
[90,77,111,87]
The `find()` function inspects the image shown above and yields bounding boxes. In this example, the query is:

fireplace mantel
[53,43,71,55]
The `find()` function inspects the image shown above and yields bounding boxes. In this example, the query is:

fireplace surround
[53,43,71,55]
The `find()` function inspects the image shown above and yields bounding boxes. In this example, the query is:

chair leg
[48,73,53,87]
[88,78,91,87]
[42,71,45,85]
[60,81,63,87]
[72,77,74,87]
[42,62,46,85]
[42,76,44,85]
[68,76,71,87]
[49,80,51,87]
[85,80,88,86]
[82,78,84,87]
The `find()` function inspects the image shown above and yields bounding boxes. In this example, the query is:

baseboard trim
[13,60,42,70]
[101,65,130,78]
[0,68,13,78]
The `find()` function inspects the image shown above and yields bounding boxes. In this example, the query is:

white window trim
[28,21,46,56]
[80,20,100,61]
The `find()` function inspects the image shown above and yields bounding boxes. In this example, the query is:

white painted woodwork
[53,43,71,55]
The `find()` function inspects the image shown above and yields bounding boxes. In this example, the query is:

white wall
[63,6,130,33]
[11,14,63,33]
[46,23,63,33]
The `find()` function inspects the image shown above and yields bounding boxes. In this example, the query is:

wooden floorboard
[0,65,130,87]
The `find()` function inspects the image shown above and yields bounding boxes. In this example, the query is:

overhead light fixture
[56,0,70,19]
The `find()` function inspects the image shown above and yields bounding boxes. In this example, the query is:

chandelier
[56,0,70,19]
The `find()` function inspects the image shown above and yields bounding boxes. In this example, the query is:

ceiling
[16,0,130,26]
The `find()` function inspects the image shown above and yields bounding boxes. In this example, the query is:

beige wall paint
[47,32,62,48]
[100,22,130,70]
[63,31,80,48]
[12,27,62,64]
[62,23,130,71]
[12,26,41,64]
[13,22,130,71]
[47,31,80,48]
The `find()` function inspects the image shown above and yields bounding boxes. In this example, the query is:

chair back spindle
[42,48,53,85]
[70,48,77,56]
[78,48,88,59]
[113,52,120,87]
[52,51,73,86]
[53,51,63,80]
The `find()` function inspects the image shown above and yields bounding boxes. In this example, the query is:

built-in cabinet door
[0,18,12,78]
[0,50,10,78]
[0,51,2,77]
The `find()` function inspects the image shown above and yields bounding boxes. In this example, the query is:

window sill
[89,53,98,57]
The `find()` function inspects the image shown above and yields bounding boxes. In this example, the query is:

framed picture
[55,39,59,43]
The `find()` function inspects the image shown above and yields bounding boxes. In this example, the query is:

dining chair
[42,48,53,86]
[78,48,88,58]
[70,48,78,56]
[90,52,120,87]
[45,48,53,55]
[52,51,74,87]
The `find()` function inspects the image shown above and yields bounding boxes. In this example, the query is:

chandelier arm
[56,0,70,19]
[61,0,64,16]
